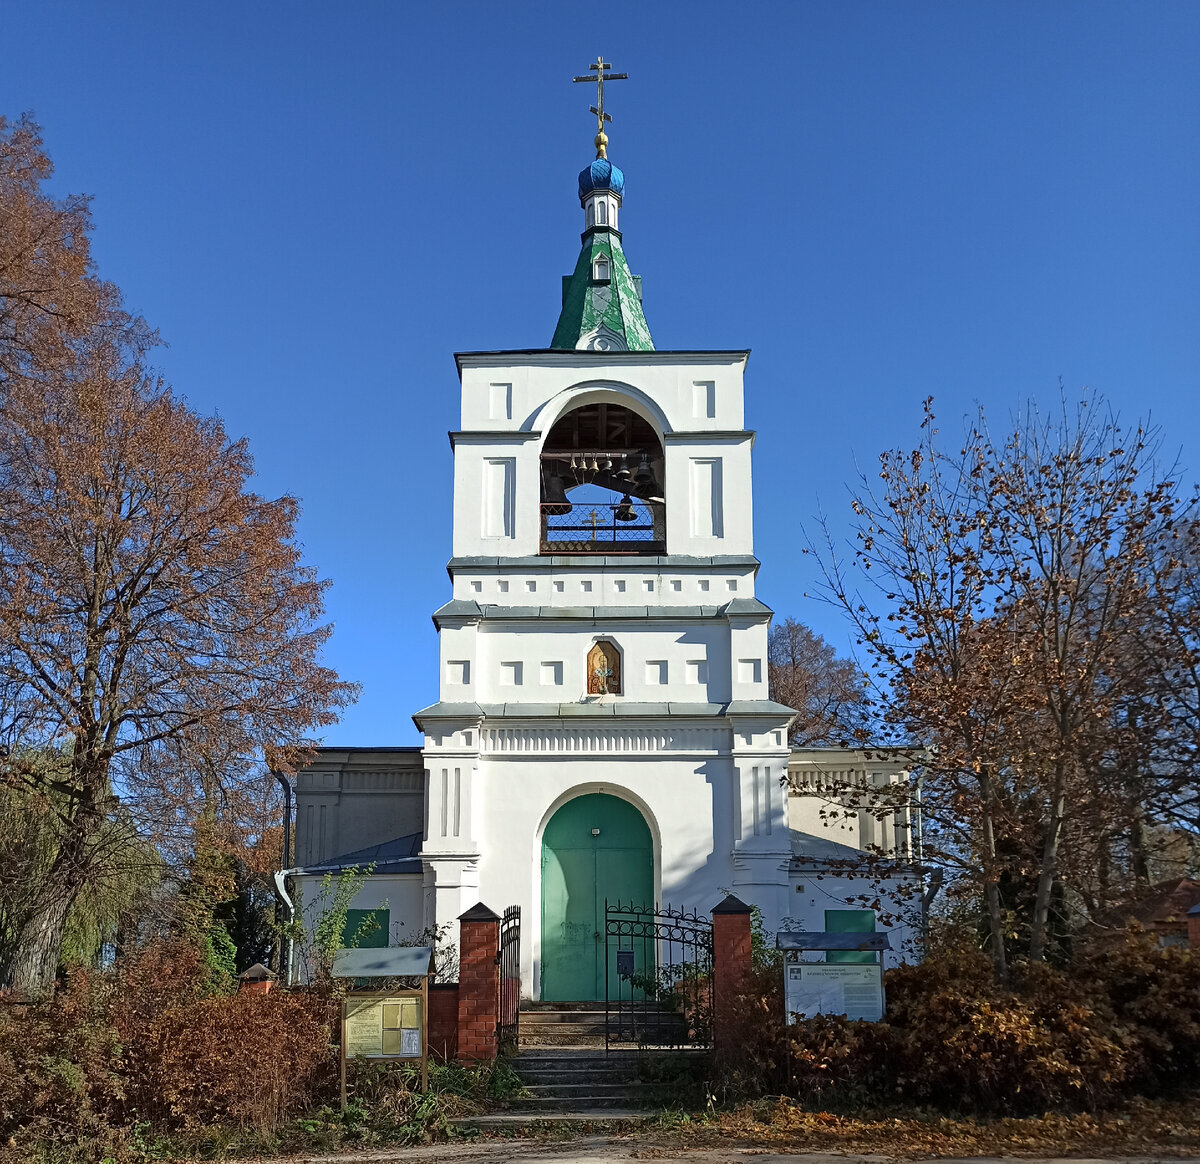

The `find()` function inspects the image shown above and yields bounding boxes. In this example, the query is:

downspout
[272,771,294,983]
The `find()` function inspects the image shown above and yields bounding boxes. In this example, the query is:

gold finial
[573,55,627,158]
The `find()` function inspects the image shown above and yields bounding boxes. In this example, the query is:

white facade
[283,147,925,994]
[415,350,799,998]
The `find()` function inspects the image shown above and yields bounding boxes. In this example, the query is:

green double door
[541,794,653,1001]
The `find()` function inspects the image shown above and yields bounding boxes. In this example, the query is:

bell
[635,454,654,487]
[615,457,632,482]
[543,474,571,516]
[615,494,638,522]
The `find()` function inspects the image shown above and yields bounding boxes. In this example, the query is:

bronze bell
[543,474,572,516]
[615,493,638,522]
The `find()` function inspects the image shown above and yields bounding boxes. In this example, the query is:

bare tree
[814,393,1198,976]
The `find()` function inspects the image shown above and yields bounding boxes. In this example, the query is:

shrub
[885,949,1125,1113]
[1078,930,1200,1095]
[122,988,335,1131]
[0,936,338,1156]
[0,970,125,1150]
[716,944,1135,1115]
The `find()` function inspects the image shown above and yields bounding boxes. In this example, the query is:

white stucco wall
[290,871,424,983]
[783,869,923,969]
[451,354,755,560]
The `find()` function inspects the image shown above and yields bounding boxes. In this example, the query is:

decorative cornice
[479,722,728,756]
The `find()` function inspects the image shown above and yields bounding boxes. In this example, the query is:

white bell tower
[413,90,795,999]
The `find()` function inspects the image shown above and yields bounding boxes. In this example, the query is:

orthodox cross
[573,56,627,155]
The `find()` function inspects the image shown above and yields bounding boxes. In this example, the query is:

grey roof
[726,699,797,717]
[431,599,483,625]
[411,701,485,722]
[431,600,782,629]
[298,832,424,876]
[446,554,761,573]
[775,931,891,952]
[790,829,869,865]
[721,597,774,618]
[474,604,726,621]
[413,700,731,724]
[332,946,433,978]
[454,349,751,374]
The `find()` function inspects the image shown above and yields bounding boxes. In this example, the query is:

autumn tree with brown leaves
[767,618,867,745]
[0,118,357,994]
[816,393,1200,979]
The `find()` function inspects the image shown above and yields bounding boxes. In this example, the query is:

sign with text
[344,993,424,1059]
[784,962,884,1023]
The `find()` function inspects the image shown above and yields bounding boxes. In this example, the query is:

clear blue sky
[3,2,1197,745]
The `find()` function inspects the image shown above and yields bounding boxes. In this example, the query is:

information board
[344,993,424,1059]
[784,961,884,1023]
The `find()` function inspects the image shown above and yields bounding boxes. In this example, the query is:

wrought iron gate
[497,905,521,1053]
[604,900,713,1051]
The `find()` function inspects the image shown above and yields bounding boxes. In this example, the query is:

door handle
[594,931,601,940]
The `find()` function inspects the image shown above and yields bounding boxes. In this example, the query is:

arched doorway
[540,793,653,1001]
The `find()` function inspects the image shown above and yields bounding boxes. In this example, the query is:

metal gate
[497,905,521,1053]
[604,900,713,1051]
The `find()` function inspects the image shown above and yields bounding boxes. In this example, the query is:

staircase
[452,1001,708,1128]
[517,1000,608,1047]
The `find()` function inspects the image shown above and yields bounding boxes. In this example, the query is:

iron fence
[604,900,714,1051]
[540,500,665,555]
[497,905,520,1054]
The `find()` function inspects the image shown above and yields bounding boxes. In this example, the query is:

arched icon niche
[587,639,621,695]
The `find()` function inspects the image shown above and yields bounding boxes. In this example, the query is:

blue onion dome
[578,157,625,200]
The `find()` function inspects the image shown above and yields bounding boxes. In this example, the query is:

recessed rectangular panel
[482,458,515,539]
[488,382,512,420]
[689,457,724,538]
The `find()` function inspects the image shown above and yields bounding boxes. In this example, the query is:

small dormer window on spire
[593,256,610,283]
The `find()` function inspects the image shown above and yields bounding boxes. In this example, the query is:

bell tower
[414,63,796,996]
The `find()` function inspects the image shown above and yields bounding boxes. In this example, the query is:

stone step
[520,1082,643,1100]
[514,1063,626,1079]
[503,1093,643,1111]
[517,1009,607,1025]
[519,1000,602,1012]
[520,1019,607,1036]
[449,1111,647,1130]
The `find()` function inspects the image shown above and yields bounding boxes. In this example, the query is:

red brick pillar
[456,902,500,1062]
[1188,905,1200,952]
[712,894,753,1055]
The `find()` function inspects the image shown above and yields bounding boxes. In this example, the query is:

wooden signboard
[340,980,429,1105]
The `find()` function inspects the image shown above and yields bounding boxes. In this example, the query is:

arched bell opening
[539,401,665,555]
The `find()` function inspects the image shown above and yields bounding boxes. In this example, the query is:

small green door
[541,794,653,1001]
[825,908,876,964]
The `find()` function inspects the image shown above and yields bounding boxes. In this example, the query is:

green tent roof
[550,227,654,352]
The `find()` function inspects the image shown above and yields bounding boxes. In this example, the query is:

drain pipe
[272,770,294,983]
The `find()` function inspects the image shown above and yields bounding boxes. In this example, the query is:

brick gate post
[456,902,501,1062]
[711,894,753,1054]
